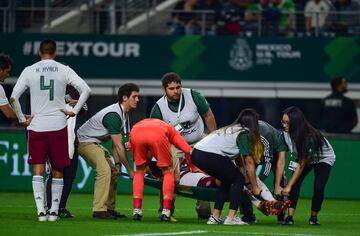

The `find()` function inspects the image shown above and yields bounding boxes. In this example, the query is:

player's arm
[274,151,286,195]
[10,70,29,124]
[111,134,134,178]
[66,67,91,116]
[202,108,217,132]
[104,112,134,178]
[282,159,306,196]
[238,132,261,195]
[244,155,261,196]
[0,103,17,120]
[192,89,217,132]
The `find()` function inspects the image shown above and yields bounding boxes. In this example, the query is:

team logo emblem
[229,39,253,71]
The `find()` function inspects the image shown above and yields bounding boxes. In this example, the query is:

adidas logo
[29,155,32,160]
[36,196,42,200]
[53,199,59,202]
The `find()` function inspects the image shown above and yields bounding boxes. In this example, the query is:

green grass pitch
[0,192,359,236]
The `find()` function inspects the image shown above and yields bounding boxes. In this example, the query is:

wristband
[115,162,121,166]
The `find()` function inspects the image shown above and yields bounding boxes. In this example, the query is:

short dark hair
[118,83,139,103]
[0,53,13,70]
[39,39,56,55]
[330,76,345,92]
[161,72,182,88]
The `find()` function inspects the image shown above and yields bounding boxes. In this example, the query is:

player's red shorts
[129,126,173,168]
[28,126,70,168]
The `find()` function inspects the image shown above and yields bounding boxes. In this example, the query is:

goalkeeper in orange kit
[128,118,193,222]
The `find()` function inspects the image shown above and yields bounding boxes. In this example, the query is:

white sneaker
[48,212,59,222]
[223,216,248,225]
[38,212,48,222]
[207,215,224,225]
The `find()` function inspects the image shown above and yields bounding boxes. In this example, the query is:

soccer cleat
[223,216,248,225]
[160,209,171,222]
[207,215,224,225]
[257,201,272,216]
[160,214,170,222]
[241,214,257,224]
[271,200,291,215]
[133,209,142,221]
[47,212,59,222]
[59,208,74,218]
[282,215,294,225]
[309,216,320,226]
[108,209,127,218]
[38,212,48,222]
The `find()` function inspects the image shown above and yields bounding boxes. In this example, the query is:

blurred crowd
[168,0,360,36]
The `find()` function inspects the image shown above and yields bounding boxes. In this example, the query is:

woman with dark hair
[191,108,263,225]
[274,106,336,226]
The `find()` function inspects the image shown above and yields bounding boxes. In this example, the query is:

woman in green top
[275,106,336,226]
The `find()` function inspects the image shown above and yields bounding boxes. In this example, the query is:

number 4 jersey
[11,59,90,132]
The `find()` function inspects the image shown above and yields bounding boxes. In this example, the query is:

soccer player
[77,83,138,220]
[275,106,336,225]
[0,53,17,121]
[150,72,217,219]
[128,118,193,222]
[45,86,88,218]
[10,39,91,222]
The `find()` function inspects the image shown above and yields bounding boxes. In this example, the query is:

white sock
[49,178,64,214]
[257,178,275,201]
[32,176,46,215]
[161,209,171,217]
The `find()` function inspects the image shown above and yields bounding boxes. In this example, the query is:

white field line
[210,231,337,236]
[105,231,337,236]
[105,231,207,236]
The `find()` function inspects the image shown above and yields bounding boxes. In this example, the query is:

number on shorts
[40,76,54,101]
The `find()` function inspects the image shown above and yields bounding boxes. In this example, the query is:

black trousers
[289,162,332,212]
[46,148,79,210]
[191,149,245,211]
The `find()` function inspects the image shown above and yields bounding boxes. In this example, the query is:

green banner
[0,129,359,199]
[0,130,156,194]
[0,34,359,82]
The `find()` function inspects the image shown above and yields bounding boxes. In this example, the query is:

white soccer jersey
[0,84,9,106]
[11,59,90,131]
[194,125,247,159]
[156,88,204,144]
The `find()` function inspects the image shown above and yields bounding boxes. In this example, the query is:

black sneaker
[160,214,170,222]
[277,213,285,224]
[59,208,74,218]
[241,214,257,224]
[309,216,320,226]
[282,216,294,225]
[92,211,117,220]
[107,209,127,218]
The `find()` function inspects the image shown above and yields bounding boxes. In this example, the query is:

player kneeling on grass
[128,118,194,222]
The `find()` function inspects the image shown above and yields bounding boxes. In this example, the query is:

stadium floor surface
[0,192,359,236]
